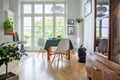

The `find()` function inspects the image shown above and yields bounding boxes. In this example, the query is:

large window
[21,2,66,51]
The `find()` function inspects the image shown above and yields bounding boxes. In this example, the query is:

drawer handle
[93,66,99,71]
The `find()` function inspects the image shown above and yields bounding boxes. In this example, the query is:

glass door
[21,2,65,51]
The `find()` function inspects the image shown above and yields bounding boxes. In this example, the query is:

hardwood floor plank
[19,52,88,80]
[0,52,88,80]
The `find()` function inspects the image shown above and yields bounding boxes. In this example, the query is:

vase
[76,23,81,37]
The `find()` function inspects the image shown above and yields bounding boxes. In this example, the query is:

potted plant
[75,18,83,23]
[3,18,13,30]
[3,18,14,35]
[0,42,26,80]
[75,18,83,27]
[56,35,62,40]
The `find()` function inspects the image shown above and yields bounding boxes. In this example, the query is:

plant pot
[0,72,16,80]
[4,29,13,35]
[6,75,19,80]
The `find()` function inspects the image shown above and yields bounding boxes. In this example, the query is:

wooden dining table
[44,39,74,61]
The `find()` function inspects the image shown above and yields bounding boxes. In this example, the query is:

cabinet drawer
[93,66,103,80]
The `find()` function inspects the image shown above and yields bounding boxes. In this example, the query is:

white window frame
[21,2,66,51]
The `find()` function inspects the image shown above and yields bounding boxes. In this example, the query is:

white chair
[38,38,46,56]
[50,39,70,67]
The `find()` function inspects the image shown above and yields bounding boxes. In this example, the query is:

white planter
[76,23,82,37]
[75,23,83,47]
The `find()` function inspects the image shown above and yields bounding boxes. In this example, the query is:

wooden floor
[18,52,88,80]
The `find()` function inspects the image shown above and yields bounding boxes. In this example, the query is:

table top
[44,39,74,51]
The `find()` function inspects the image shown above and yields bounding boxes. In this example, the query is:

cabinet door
[93,66,103,80]
[111,0,120,64]
[86,56,93,80]
[95,0,109,58]
[104,72,120,80]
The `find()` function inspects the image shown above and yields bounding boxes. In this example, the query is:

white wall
[0,0,12,43]
[4,0,14,42]
[0,0,4,43]
[80,0,94,53]
[67,0,80,19]
[67,0,83,48]
[9,0,18,32]
[0,0,19,43]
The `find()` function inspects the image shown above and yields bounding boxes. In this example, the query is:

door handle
[93,66,99,71]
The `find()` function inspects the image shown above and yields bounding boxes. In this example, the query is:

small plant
[4,18,13,30]
[57,35,61,38]
[76,18,83,23]
[57,35,62,40]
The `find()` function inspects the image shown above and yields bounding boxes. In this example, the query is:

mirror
[95,0,109,57]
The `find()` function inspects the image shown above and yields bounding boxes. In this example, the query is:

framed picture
[67,19,74,25]
[67,26,74,35]
[84,0,92,17]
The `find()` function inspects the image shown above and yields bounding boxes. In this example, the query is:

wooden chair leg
[50,54,56,64]
[38,48,46,60]
[57,54,61,70]
[64,54,71,66]
[38,48,42,56]
[38,50,41,57]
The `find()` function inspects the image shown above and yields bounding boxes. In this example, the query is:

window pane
[24,27,31,46]
[45,17,53,39]
[34,4,43,14]
[96,20,99,28]
[45,4,53,14]
[56,17,64,37]
[23,17,32,46]
[35,17,42,26]
[24,17,32,26]
[102,18,109,28]
[34,27,43,47]
[23,4,32,14]
[96,28,100,37]
[102,28,108,38]
[34,17,43,47]
[45,17,53,27]
[96,19,109,38]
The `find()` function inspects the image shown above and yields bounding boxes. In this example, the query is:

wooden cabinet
[110,0,120,64]
[86,0,120,80]
[86,54,120,80]
[86,55,103,80]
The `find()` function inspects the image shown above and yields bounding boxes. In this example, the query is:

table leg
[48,47,51,61]
[68,49,70,60]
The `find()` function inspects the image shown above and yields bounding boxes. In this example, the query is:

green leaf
[4,18,13,29]
[2,49,7,56]
[76,18,83,23]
